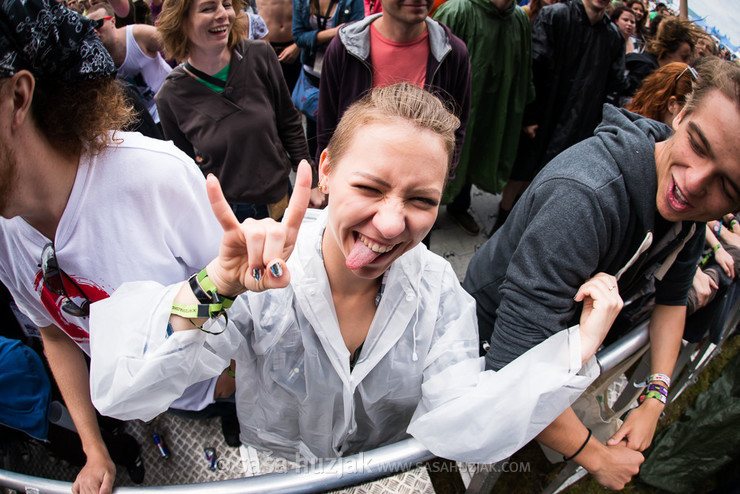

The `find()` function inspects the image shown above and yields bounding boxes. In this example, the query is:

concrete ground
[429,187,502,281]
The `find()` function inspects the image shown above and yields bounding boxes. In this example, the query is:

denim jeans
[229,202,270,222]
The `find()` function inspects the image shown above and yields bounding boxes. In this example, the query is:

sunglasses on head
[675,65,698,83]
[93,16,113,29]
[40,242,90,318]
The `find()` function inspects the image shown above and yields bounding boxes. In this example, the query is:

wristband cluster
[648,373,671,387]
[700,243,724,267]
[171,268,236,335]
[638,373,670,405]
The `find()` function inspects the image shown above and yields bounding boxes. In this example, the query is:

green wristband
[171,302,224,319]
[645,390,667,405]
[196,268,235,309]
[171,302,228,335]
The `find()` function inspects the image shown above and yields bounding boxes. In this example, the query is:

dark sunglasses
[40,242,90,318]
[93,16,113,30]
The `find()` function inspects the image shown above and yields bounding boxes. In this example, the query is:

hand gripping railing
[0,323,655,493]
[0,436,436,493]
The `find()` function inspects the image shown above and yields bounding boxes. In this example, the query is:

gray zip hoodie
[464,104,704,370]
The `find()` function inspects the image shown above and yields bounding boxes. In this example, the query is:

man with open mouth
[465,58,740,490]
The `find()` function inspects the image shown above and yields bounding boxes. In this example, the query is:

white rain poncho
[90,210,598,463]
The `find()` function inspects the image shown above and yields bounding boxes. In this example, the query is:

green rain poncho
[434,0,534,200]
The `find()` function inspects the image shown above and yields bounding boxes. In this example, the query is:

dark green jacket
[434,0,534,198]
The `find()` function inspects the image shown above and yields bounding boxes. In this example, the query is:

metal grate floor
[3,412,436,492]
[2,188,500,491]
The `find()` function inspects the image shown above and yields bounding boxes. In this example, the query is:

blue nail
[269,262,283,278]
[252,268,261,281]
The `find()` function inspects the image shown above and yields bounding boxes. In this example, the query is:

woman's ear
[666,96,682,121]
[318,148,331,183]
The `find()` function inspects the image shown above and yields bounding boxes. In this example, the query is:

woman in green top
[155,0,323,222]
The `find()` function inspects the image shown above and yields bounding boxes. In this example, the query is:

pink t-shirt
[370,24,429,88]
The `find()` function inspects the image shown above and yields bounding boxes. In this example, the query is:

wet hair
[3,75,134,156]
[87,2,115,17]
[527,0,557,22]
[647,16,695,62]
[611,6,635,34]
[157,0,249,62]
[646,13,663,40]
[326,83,460,173]
[683,58,740,117]
[626,62,695,122]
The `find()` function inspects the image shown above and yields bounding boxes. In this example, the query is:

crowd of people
[0,0,739,493]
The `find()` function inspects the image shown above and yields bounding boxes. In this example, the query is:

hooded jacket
[521,0,627,173]
[91,210,596,463]
[316,15,471,171]
[464,105,704,370]
[433,0,534,198]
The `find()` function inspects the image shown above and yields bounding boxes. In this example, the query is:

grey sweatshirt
[464,104,704,370]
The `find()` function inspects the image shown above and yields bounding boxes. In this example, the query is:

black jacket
[624,51,660,96]
[520,0,627,173]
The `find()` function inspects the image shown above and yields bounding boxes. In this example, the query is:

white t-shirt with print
[0,132,222,410]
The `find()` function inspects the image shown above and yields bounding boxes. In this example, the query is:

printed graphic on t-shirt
[33,271,110,345]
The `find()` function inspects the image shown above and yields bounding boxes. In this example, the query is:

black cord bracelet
[563,428,592,462]
[189,273,214,304]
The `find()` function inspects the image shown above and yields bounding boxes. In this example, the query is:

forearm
[40,326,109,460]
[316,27,339,45]
[706,224,721,250]
[537,408,602,469]
[409,326,596,463]
[90,280,231,420]
[648,304,685,381]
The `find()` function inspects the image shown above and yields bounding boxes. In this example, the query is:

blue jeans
[230,183,293,222]
[229,203,270,222]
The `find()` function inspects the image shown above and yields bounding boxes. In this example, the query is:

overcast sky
[674,0,740,49]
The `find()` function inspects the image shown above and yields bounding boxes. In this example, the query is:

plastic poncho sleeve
[407,325,599,463]
[89,281,246,421]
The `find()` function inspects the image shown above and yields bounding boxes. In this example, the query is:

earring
[319,178,328,194]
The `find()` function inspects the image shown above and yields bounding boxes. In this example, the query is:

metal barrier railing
[595,320,650,374]
[0,437,435,493]
[0,322,658,493]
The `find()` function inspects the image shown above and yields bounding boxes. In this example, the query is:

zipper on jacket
[346,48,374,85]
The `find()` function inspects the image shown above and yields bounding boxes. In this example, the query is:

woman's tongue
[345,237,382,270]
